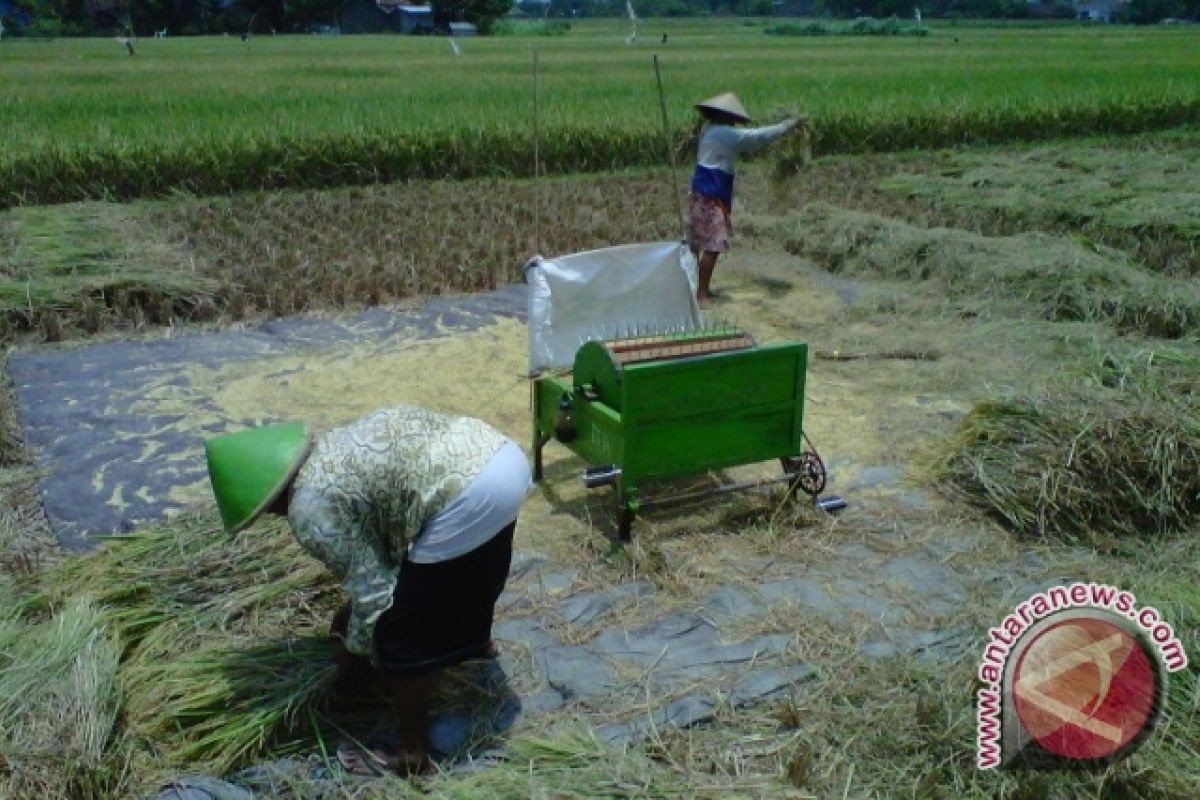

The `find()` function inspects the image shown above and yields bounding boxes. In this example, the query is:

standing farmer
[204,405,530,775]
[688,92,804,303]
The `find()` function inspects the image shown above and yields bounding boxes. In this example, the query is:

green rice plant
[28,516,333,646]
[1083,343,1200,402]
[413,727,683,799]
[781,201,1200,338]
[767,17,928,37]
[763,21,831,36]
[0,598,130,800]
[1,25,1198,204]
[492,20,571,36]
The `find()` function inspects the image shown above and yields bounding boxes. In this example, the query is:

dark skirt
[372,520,515,678]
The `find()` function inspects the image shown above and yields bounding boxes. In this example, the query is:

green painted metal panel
[533,373,625,467]
[623,405,798,480]
[573,341,624,412]
[621,343,805,426]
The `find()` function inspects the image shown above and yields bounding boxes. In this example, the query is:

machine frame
[532,337,823,539]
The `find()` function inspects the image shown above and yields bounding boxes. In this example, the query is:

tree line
[3,0,508,35]
[3,0,1195,37]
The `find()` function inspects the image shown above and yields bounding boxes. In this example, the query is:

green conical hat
[205,422,312,532]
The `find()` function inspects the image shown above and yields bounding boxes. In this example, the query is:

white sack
[526,242,701,374]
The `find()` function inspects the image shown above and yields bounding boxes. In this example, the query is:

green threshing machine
[527,243,833,540]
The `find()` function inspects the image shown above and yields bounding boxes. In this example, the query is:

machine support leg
[616,484,637,542]
[617,509,635,542]
[533,433,548,482]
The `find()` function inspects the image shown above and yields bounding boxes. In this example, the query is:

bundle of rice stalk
[26,516,335,647]
[123,632,338,772]
[16,515,347,775]
[928,394,1200,545]
[0,598,129,800]
[784,202,1200,339]
[771,114,815,186]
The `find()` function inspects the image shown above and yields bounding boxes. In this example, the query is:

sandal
[336,740,388,778]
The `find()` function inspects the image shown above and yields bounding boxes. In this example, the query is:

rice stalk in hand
[773,116,814,178]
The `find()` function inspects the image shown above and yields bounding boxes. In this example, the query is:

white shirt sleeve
[724,120,796,154]
[697,120,795,174]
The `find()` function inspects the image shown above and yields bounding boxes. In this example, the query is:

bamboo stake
[533,49,542,257]
[653,55,685,239]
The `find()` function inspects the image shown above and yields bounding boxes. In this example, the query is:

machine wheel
[782,452,826,498]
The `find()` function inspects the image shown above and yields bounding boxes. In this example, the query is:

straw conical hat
[205,423,312,532]
[695,92,751,123]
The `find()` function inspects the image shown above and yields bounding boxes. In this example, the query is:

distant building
[1076,0,1127,21]
[448,21,478,35]
[398,4,434,33]
[341,0,437,33]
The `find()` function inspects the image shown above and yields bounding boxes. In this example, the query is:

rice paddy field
[2,18,1199,800]
[2,20,1199,204]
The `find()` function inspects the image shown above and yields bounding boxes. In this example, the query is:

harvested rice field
[2,104,1198,800]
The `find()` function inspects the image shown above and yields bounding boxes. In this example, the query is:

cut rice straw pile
[928,347,1200,546]
[0,599,127,800]
[8,515,345,784]
[780,202,1200,339]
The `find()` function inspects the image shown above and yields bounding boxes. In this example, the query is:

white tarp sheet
[526,242,701,374]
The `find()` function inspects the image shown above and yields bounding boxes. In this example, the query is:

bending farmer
[688,92,804,303]
[204,405,530,775]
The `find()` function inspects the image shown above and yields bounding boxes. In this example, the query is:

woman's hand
[330,600,352,640]
[335,645,374,678]
[330,600,375,683]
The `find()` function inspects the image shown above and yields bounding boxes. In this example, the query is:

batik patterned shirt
[288,406,508,657]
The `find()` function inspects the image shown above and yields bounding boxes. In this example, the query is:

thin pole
[533,50,542,256]
[653,54,685,239]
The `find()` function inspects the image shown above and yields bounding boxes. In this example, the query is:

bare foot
[337,741,428,777]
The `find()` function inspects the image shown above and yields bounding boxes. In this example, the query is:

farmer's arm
[725,119,798,154]
[339,545,399,657]
[289,500,399,659]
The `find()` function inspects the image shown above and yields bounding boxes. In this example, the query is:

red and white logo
[1011,615,1158,762]
[975,583,1186,770]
